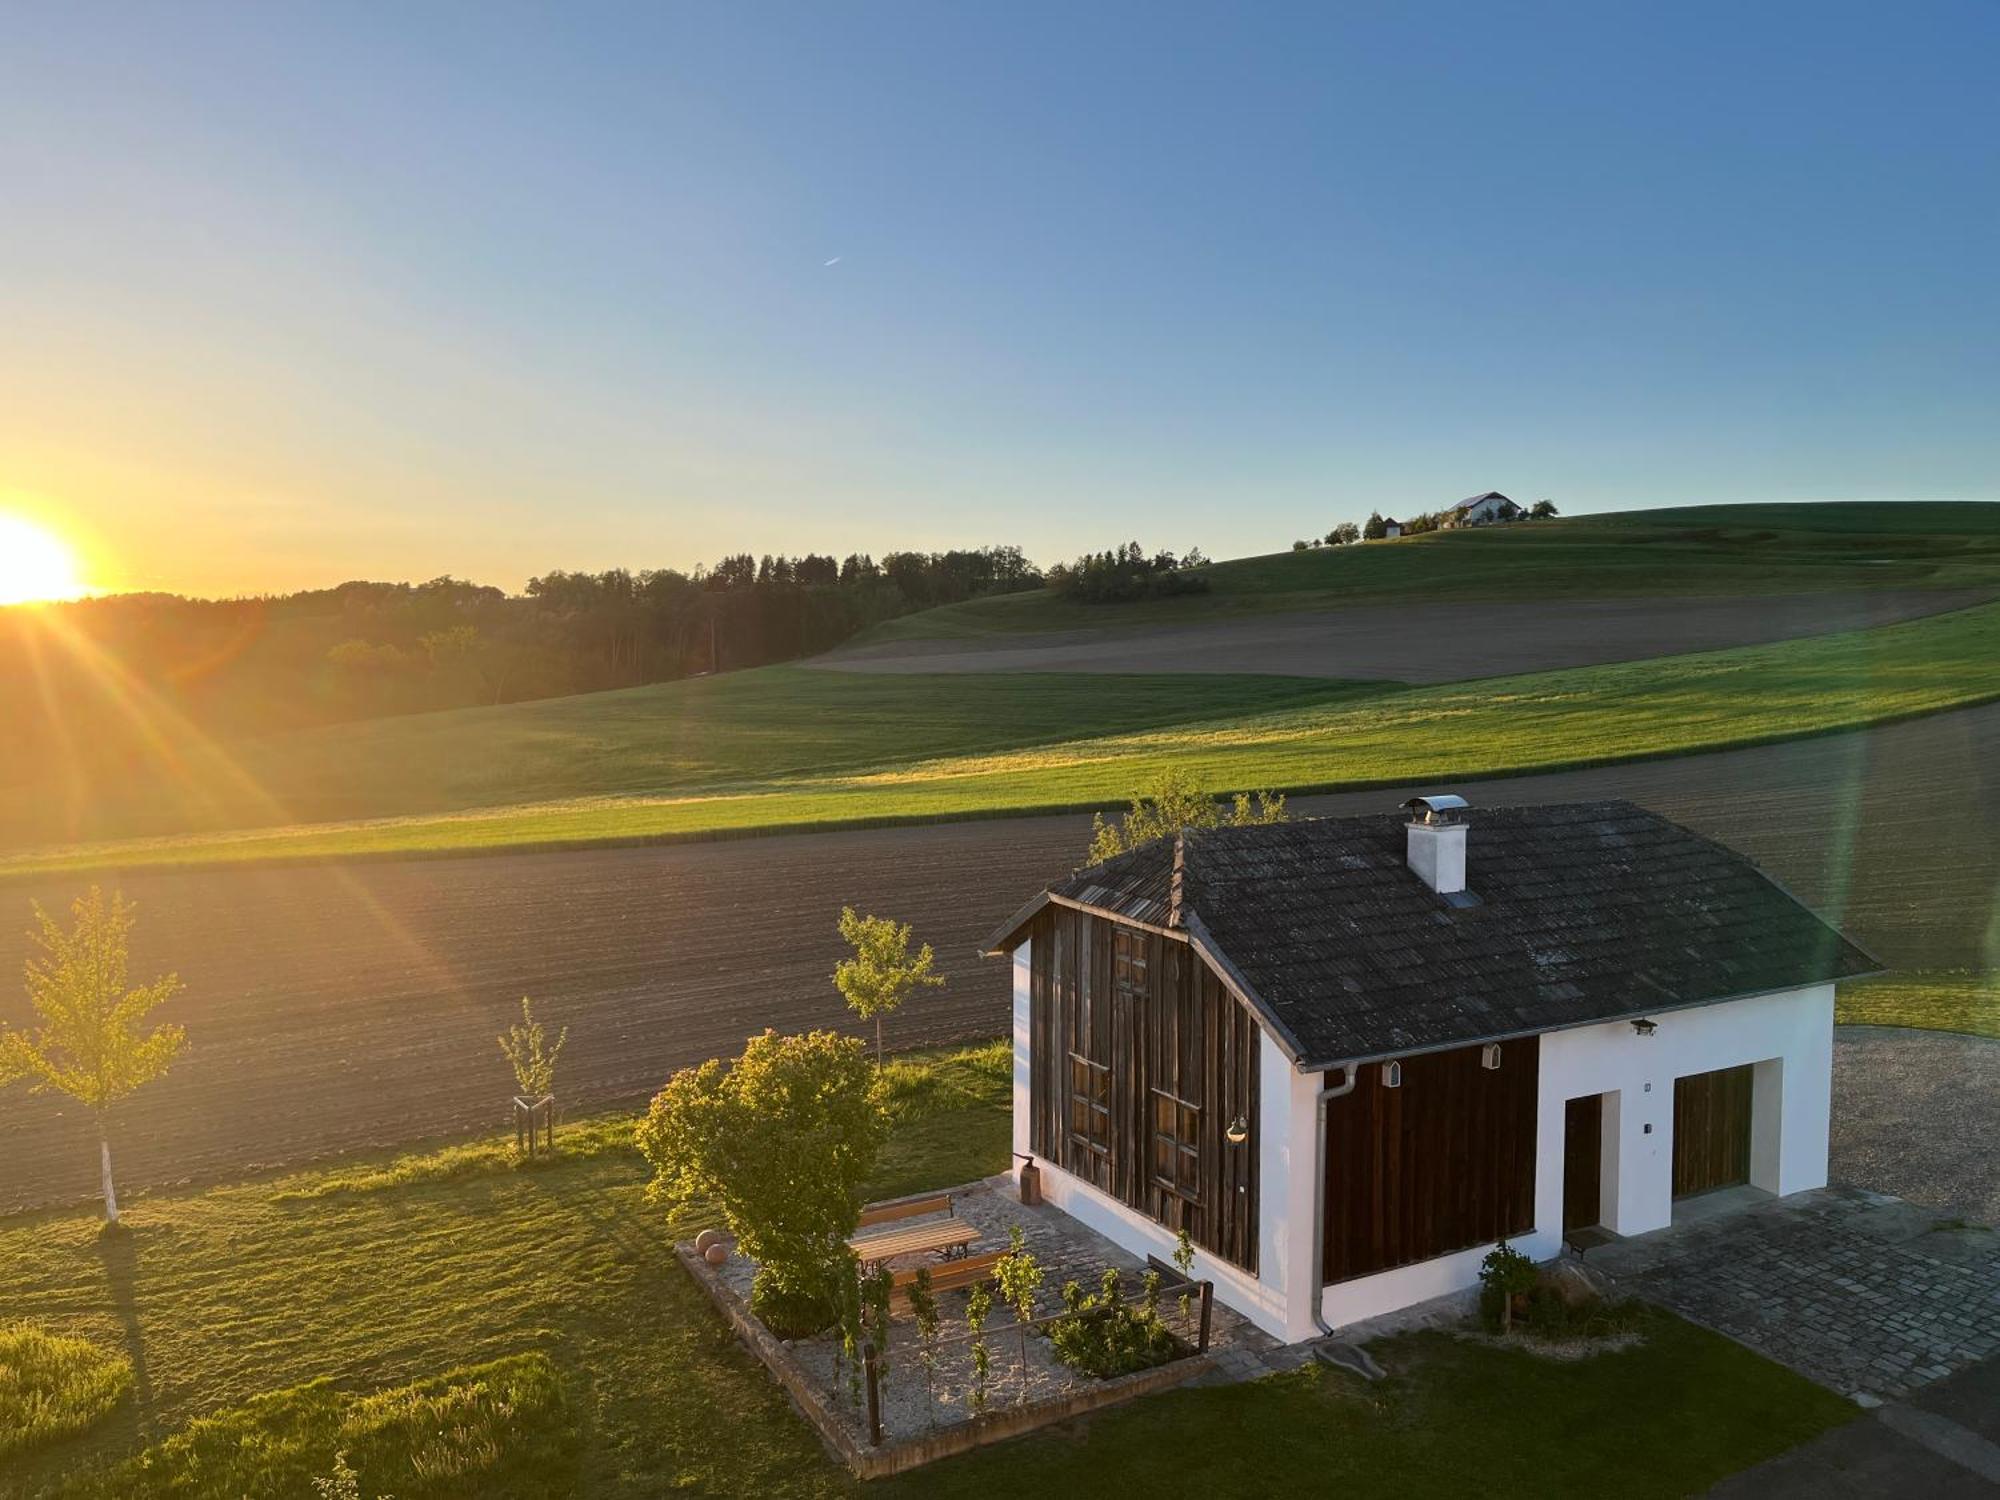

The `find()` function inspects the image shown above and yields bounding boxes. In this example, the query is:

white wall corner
[1257,1034,1326,1343]
[1010,940,1032,1174]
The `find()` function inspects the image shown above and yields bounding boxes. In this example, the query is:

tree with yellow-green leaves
[0,887,186,1227]
[1085,766,1287,866]
[834,908,945,1067]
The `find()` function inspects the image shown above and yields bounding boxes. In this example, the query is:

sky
[2,1,1996,597]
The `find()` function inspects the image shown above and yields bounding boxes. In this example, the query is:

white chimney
[1402,794,1468,895]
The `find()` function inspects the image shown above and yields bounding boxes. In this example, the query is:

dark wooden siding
[1024,906,1259,1272]
[1322,1037,1540,1284]
[1672,1064,1753,1198]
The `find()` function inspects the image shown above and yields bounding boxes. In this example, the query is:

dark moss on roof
[996,801,1876,1068]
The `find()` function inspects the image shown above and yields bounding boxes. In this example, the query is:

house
[1444,491,1523,527]
[982,796,1875,1343]
[1379,517,1403,539]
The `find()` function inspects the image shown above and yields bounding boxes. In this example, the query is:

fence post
[1198,1281,1213,1353]
[863,1340,882,1447]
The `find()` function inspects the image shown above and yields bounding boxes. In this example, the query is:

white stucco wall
[1317,981,1835,1329]
[1010,940,1032,1167]
[1531,982,1835,1239]
[1008,940,1836,1343]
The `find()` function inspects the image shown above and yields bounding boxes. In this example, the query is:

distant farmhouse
[1379,516,1403,538]
[1444,491,1524,527]
[986,795,1873,1342]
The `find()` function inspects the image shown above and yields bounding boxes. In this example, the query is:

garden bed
[678,1180,1228,1477]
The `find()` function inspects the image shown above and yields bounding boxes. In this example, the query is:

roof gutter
[1308,1062,1360,1339]
[1291,968,1886,1073]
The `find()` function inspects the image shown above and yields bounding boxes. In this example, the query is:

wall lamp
[1631,1018,1659,1037]
[1225,1115,1250,1146]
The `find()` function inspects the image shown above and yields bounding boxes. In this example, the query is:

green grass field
[0,1042,1852,1500]
[8,595,2000,877]
[1837,970,1999,1039]
[856,502,2000,643]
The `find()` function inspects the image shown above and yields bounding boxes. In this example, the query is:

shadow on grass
[92,1225,156,1445]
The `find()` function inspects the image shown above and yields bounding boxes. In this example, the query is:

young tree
[497,996,567,1100]
[1530,498,1560,519]
[993,1224,1044,1404]
[1086,767,1287,865]
[1326,521,1360,546]
[636,1029,888,1330]
[0,888,185,1226]
[833,908,945,1066]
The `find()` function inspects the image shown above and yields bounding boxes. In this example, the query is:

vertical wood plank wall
[1321,1037,1540,1284]
[1026,906,1260,1272]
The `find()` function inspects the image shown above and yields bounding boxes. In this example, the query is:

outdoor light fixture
[1631,1018,1659,1037]
[1381,1060,1403,1088]
[1480,1043,1502,1070]
[1225,1115,1250,1146]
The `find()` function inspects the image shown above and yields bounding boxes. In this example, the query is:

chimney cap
[1402,794,1469,824]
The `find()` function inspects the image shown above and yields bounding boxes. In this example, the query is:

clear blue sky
[3,1,1996,593]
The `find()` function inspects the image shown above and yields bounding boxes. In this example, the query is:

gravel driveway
[1833,1026,2000,1224]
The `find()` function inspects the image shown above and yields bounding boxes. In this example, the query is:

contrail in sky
[823,256,842,266]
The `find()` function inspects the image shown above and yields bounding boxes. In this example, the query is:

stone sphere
[703,1243,729,1267]
[694,1229,722,1254]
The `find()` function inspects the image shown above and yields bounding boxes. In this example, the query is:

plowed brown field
[3,701,1994,1214]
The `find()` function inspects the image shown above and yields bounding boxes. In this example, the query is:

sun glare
[0,515,87,605]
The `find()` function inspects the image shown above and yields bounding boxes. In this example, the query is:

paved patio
[1584,1184,2000,1402]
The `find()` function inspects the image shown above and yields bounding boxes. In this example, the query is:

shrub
[0,1322,133,1459]
[750,1266,837,1340]
[636,1029,887,1331]
[1048,1269,1182,1379]
[1477,1241,1539,1333]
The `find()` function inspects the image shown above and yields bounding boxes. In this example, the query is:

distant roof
[1450,491,1515,511]
[985,801,1876,1069]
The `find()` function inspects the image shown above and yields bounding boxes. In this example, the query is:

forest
[0,546,1040,792]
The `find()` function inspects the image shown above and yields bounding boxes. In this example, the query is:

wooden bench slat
[889,1250,1004,1300]
[856,1192,953,1229]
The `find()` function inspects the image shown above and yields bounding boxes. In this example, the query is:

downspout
[1308,1064,1360,1336]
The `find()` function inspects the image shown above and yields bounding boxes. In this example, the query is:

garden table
[847,1217,977,1267]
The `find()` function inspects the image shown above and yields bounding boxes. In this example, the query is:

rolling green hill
[7,596,2000,877]
[854,501,2000,644]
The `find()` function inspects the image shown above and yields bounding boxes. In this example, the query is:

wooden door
[1562,1094,1603,1231]
[1672,1065,1753,1198]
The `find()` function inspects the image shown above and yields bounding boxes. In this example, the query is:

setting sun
[0,515,87,605]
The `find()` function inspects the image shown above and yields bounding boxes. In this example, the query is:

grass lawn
[9,596,2000,877]
[1838,970,2000,1039]
[860,502,2000,642]
[0,1040,1853,1500]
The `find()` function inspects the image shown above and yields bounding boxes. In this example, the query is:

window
[1113,926,1147,997]
[1150,1087,1201,1204]
[1068,1053,1111,1167]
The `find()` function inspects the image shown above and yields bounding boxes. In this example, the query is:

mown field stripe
[7,598,2000,879]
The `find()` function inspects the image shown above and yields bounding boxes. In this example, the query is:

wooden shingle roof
[988,801,1877,1069]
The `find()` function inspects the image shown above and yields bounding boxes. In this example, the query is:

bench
[857,1191,954,1230]
[889,1249,1004,1305]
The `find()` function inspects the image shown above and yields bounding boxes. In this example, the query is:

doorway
[1672,1064,1754,1198]
[1562,1093,1603,1232]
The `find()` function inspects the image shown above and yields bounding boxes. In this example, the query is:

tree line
[0,544,1040,791]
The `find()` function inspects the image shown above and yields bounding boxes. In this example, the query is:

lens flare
[0,516,87,604]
